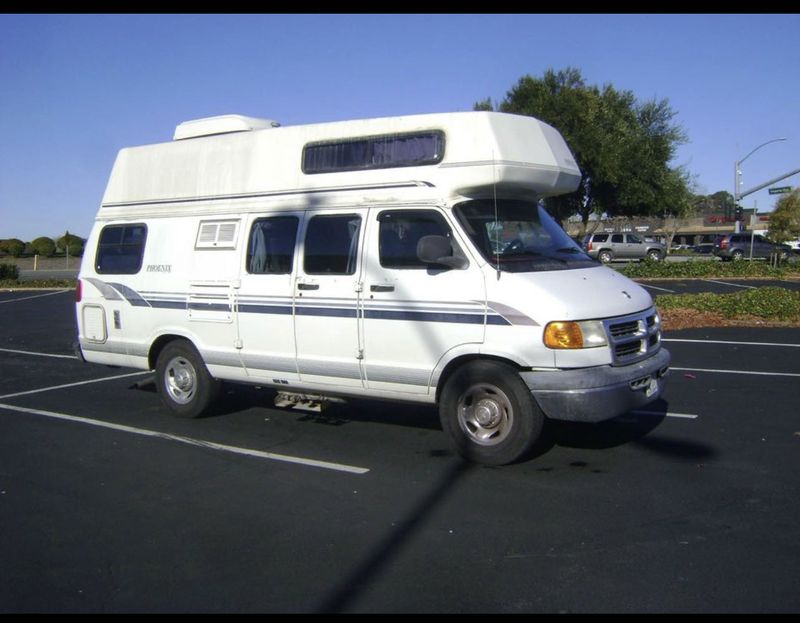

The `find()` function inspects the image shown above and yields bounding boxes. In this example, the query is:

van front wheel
[155,340,220,418]
[439,361,543,466]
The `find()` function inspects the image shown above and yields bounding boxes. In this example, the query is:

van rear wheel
[155,340,220,418]
[439,360,543,466]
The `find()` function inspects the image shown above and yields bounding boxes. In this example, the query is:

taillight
[720,237,729,250]
[587,241,593,251]
[75,279,82,303]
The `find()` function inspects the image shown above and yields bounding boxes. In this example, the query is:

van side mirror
[417,235,467,269]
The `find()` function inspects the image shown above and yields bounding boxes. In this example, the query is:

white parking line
[0,402,370,475]
[638,283,676,293]
[0,371,151,400]
[632,410,699,419]
[0,289,71,303]
[664,338,800,348]
[672,366,800,378]
[0,347,78,360]
[701,279,757,289]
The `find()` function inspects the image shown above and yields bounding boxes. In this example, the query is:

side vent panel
[195,220,240,250]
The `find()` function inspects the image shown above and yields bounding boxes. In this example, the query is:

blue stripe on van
[188,302,232,312]
[94,281,514,326]
[238,303,294,316]
[149,300,187,310]
[364,309,491,325]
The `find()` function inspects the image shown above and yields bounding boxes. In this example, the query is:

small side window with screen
[95,224,147,274]
[302,131,445,174]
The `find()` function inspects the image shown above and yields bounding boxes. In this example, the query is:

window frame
[94,223,148,275]
[302,130,445,175]
[377,208,457,270]
[246,215,300,275]
[302,213,362,276]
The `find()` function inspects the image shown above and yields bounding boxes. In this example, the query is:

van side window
[611,234,624,243]
[378,210,453,269]
[304,214,361,275]
[302,131,445,174]
[247,216,299,274]
[95,224,147,274]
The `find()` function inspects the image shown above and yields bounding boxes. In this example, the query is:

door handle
[297,283,319,291]
[370,284,395,292]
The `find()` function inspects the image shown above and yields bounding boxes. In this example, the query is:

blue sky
[1,13,798,241]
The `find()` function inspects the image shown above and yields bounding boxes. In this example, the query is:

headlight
[543,320,608,349]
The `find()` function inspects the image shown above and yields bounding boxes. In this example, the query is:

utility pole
[734,137,787,233]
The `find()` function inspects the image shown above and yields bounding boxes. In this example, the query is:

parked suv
[713,233,791,261]
[582,233,666,263]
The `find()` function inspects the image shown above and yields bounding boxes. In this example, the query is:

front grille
[605,308,661,365]
[609,320,639,338]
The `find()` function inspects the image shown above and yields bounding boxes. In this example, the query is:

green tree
[692,190,735,218]
[57,231,85,257]
[30,236,56,257]
[475,67,689,236]
[473,97,495,112]
[768,189,800,244]
[2,238,26,257]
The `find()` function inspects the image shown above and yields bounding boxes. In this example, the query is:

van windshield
[453,199,594,273]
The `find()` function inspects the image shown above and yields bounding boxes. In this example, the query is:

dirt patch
[661,308,800,331]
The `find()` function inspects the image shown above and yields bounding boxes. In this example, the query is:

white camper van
[75,111,670,465]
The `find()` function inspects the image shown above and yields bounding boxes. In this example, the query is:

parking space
[1,290,799,612]
[636,278,800,295]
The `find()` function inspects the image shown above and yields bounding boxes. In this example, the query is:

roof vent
[173,114,281,140]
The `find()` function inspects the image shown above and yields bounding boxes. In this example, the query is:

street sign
[768,186,792,195]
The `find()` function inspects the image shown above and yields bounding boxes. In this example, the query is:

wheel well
[434,355,523,403]
[148,334,188,370]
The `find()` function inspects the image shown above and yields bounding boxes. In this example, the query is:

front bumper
[520,348,670,422]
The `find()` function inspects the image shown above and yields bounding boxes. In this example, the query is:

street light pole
[734,137,787,233]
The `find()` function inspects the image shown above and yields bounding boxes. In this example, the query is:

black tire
[646,249,662,262]
[155,339,221,418]
[439,360,544,466]
[731,249,744,261]
[597,249,613,264]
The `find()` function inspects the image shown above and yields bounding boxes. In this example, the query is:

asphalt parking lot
[1,288,799,613]
[636,277,800,295]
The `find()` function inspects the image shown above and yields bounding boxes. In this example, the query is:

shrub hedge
[619,257,800,280]
[0,263,20,280]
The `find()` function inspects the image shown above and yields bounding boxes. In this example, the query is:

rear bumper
[520,348,670,422]
[72,338,86,363]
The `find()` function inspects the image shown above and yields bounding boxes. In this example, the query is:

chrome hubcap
[165,357,196,405]
[457,383,513,446]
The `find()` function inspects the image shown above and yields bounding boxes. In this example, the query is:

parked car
[691,243,715,255]
[712,233,791,261]
[582,233,666,263]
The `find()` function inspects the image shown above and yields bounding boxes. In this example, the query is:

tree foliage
[768,189,800,244]
[30,236,56,257]
[1,238,25,257]
[475,67,689,235]
[57,231,85,257]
